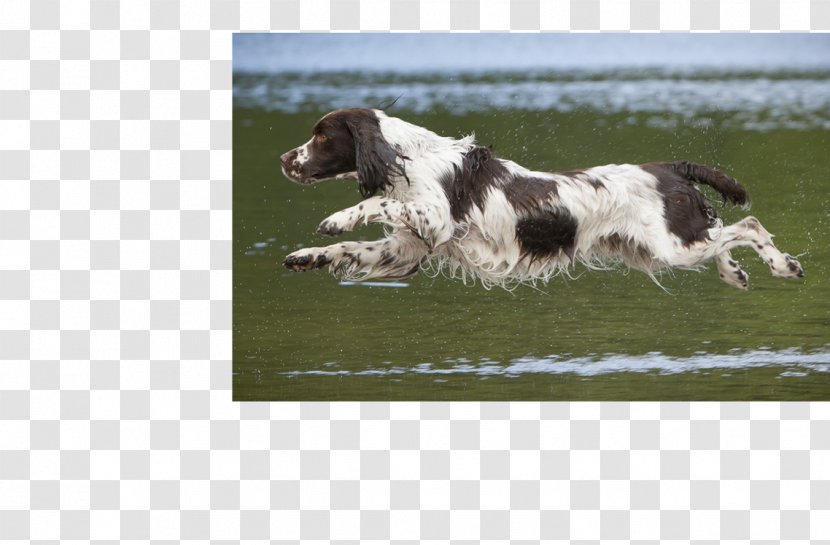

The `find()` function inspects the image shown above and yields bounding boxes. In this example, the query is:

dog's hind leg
[712,216,804,279]
[668,216,804,282]
[714,251,748,290]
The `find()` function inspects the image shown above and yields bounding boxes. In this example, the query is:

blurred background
[233,34,830,401]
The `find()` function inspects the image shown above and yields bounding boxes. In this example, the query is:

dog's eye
[317,133,328,143]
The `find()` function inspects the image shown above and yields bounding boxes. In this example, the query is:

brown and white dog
[280,108,804,290]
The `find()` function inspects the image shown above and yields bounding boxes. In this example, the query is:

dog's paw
[283,248,330,272]
[316,219,344,237]
[720,268,749,290]
[769,253,804,279]
[317,209,359,237]
[783,254,804,278]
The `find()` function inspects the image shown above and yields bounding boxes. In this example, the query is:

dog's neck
[377,113,477,201]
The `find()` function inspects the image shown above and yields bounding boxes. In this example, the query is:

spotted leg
[316,196,450,249]
[284,233,429,281]
[727,217,804,279]
[714,251,749,290]
[673,216,804,283]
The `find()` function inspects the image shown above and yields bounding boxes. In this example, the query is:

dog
[280,108,804,290]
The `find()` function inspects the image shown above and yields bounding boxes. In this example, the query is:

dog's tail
[660,160,750,207]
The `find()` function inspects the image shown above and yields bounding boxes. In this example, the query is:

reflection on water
[233,34,830,400]
[234,71,830,131]
[282,347,830,378]
[339,281,410,288]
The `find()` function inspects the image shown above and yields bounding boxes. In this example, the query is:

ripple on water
[234,70,830,132]
[281,347,830,378]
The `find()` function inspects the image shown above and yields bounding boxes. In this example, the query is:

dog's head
[280,108,407,198]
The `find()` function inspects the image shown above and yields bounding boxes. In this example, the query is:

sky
[233,33,830,74]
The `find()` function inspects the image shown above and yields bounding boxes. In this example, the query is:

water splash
[282,347,830,378]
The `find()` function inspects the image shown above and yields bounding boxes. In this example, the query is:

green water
[233,107,830,401]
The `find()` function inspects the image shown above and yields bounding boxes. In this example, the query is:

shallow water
[235,70,830,132]
[233,36,830,401]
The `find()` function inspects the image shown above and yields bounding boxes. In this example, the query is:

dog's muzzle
[280,149,304,182]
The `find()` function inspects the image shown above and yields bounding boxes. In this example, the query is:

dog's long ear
[347,117,406,198]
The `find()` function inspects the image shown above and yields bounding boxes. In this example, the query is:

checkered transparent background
[1,0,830,541]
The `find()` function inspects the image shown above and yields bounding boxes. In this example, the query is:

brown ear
[347,117,407,198]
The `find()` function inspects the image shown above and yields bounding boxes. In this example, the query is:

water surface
[233,35,830,400]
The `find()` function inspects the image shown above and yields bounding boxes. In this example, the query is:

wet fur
[280,108,803,290]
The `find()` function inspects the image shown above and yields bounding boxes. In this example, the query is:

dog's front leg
[317,197,449,249]
[316,197,393,236]
[283,245,337,272]
[284,234,428,281]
